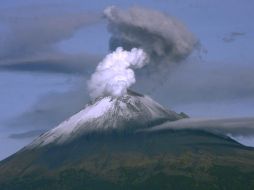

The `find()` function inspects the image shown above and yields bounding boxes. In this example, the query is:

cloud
[104,6,198,65]
[9,129,46,139]
[144,117,254,137]
[142,61,254,105]
[222,32,245,43]
[0,52,102,75]
[0,4,102,73]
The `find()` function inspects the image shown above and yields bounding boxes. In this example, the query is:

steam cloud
[88,47,148,98]
[103,6,198,64]
[88,6,198,99]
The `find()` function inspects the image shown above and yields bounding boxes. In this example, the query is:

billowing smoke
[88,47,148,99]
[103,6,198,64]
[88,6,198,99]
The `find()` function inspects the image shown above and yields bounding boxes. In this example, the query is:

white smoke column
[88,47,148,99]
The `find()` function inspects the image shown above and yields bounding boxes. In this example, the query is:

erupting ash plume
[103,6,198,64]
[102,6,198,93]
[88,47,148,99]
[88,6,198,99]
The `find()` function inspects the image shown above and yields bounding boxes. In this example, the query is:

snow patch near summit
[28,97,114,147]
[27,92,184,148]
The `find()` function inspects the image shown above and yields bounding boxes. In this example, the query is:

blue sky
[0,0,254,160]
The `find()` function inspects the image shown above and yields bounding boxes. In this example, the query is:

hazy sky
[0,0,254,160]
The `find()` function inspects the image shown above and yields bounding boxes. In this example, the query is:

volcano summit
[28,90,184,148]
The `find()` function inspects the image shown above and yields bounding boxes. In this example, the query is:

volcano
[28,90,184,148]
[0,91,254,190]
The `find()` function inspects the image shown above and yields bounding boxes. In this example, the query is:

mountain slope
[0,91,254,190]
[1,130,254,190]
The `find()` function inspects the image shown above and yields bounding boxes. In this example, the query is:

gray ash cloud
[104,6,198,65]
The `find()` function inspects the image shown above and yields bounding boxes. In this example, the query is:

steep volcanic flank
[28,90,185,148]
